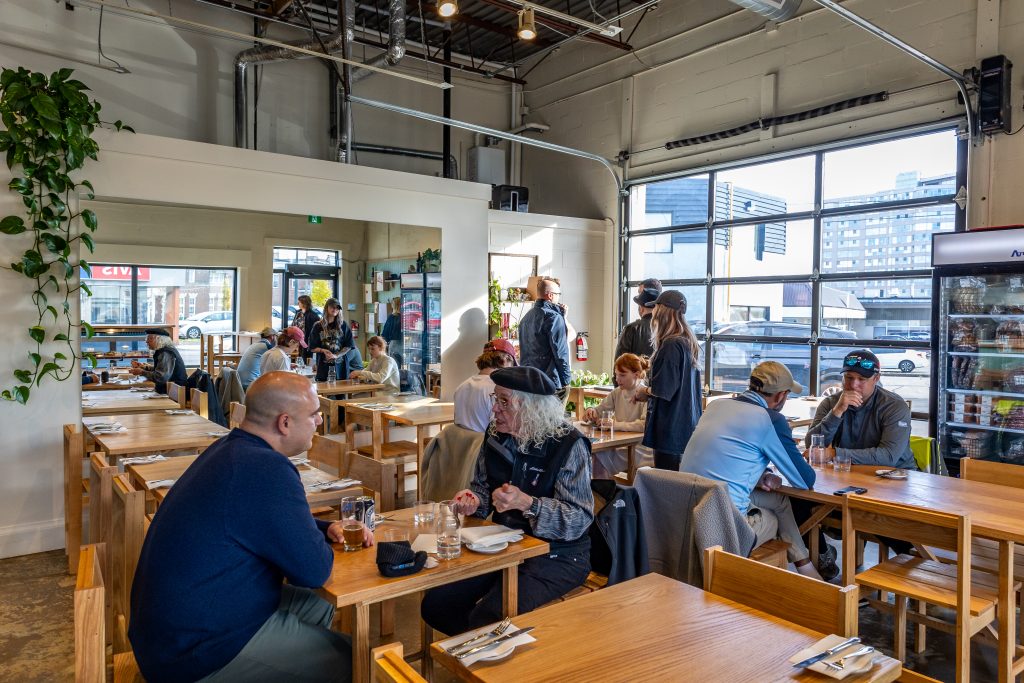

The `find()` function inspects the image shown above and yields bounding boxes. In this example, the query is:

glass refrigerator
[399,272,441,384]
[932,226,1024,474]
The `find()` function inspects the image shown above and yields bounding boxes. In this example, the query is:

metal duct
[727,0,800,21]
[351,0,406,84]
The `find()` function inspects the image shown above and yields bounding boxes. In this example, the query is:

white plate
[475,640,517,662]
[829,651,875,675]
[876,469,908,480]
[466,541,508,554]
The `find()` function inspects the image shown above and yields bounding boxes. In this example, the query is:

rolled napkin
[461,525,524,548]
[305,478,361,492]
[141,394,166,400]
[146,479,176,490]
[120,454,167,466]
[164,409,194,415]
[789,635,876,679]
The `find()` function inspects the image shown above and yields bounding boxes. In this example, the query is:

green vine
[0,67,133,404]
[488,278,502,326]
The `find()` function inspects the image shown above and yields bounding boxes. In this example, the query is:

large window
[625,127,963,413]
[272,248,339,329]
[81,264,237,365]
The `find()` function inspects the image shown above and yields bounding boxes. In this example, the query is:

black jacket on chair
[589,479,649,586]
[186,369,228,427]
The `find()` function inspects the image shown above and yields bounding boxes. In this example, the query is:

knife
[792,636,860,669]
[456,627,535,660]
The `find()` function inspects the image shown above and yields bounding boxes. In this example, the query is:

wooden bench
[64,424,86,575]
[75,543,144,682]
[372,642,426,683]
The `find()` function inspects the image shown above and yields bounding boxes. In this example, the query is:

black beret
[491,366,558,396]
[144,328,171,337]
[376,541,427,577]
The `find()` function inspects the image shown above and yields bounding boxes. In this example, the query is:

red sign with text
[90,266,150,281]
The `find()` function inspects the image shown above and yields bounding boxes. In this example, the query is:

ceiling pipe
[351,0,406,84]
[725,0,800,22]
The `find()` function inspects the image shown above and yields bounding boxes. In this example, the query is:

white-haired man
[421,366,594,635]
[129,328,188,394]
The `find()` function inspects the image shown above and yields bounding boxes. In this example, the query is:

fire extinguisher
[575,332,589,361]
[350,320,360,338]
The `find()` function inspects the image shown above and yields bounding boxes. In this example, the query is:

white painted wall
[488,210,613,375]
[0,0,512,179]
[0,130,491,558]
[519,0,1024,227]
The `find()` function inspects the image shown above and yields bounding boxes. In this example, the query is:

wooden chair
[898,670,943,683]
[309,434,343,475]
[110,474,146,654]
[166,382,187,409]
[961,456,1024,489]
[319,396,346,435]
[190,388,209,419]
[87,451,117,638]
[703,545,858,636]
[75,543,145,683]
[842,497,1004,682]
[65,424,86,575]
[344,451,399,513]
[226,401,243,428]
[371,643,426,683]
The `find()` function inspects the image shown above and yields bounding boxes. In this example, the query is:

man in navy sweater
[129,371,372,682]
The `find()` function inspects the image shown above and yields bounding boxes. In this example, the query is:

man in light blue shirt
[680,361,820,578]
[236,327,276,390]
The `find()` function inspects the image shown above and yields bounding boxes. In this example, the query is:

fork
[825,646,875,670]
[447,618,512,654]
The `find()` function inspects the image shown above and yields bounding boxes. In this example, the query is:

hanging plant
[0,67,133,404]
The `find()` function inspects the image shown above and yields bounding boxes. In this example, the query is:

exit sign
[308,215,322,224]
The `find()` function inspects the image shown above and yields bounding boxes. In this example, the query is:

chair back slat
[110,475,146,655]
[345,451,398,513]
[167,382,187,408]
[75,543,106,683]
[190,388,209,419]
[228,401,246,430]
[64,424,85,575]
[960,457,1024,489]
[846,497,959,552]
[703,546,858,636]
[309,434,343,475]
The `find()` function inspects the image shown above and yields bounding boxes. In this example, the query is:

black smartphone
[833,485,868,496]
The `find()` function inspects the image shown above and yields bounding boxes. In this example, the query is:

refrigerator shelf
[947,351,1024,359]
[947,388,1024,399]
[945,421,1024,437]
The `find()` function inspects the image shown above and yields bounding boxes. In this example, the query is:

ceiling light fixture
[517,8,537,40]
[437,0,458,18]
[510,0,622,37]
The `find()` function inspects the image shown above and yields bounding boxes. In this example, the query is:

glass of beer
[340,497,363,552]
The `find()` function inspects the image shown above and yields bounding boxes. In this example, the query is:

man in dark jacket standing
[129,328,187,395]
[614,287,659,361]
[518,278,572,389]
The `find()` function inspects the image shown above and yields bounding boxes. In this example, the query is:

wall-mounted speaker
[978,55,1013,135]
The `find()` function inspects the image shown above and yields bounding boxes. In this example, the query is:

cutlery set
[445,619,536,660]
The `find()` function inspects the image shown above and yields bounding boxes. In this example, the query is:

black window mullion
[131,266,139,325]
[703,171,715,392]
[810,152,824,395]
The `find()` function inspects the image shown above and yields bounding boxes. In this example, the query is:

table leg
[997,540,1015,683]
[502,566,519,618]
[372,413,384,460]
[420,619,434,681]
[416,426,427,499]
[354,602,371,683]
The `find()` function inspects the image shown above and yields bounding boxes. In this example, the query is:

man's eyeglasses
[844,357,877,372]
[490,393,513,408]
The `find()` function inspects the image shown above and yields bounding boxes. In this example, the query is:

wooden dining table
[82,378,155,391]
[315,379,387,398]
[567,385,612,420]
[318,507,549,683]
[341,394,438,458]
[81,390,180,415]
[780,465,1024,682]
[431,572,902,682]
[573,422,644,482]
[83,412,225,462]
[384,401,455,496]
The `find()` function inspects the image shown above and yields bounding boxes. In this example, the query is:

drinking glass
[340,497,362,552]
[809,434,826,470]
[833,451,852,472]
[383,527,409,543]
[436,500,462,560]
[414,500,435,525]
[600,410,615,438]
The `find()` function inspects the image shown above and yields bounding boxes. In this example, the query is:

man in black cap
[804,349,915,469]
[129,328,188,395]
[421,366,594,635]
[614,286,659,362]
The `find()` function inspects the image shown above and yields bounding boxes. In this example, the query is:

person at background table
[349,335,400,394]
[518,277,572,390]
[129,371,373,683]
[453,339,517,432]
[82,371,100,385]
[804,349,915,469]
[259,326,307,375]
[310,297,356,382]
[291,295,320,365]
[421,366,594,635]
[680,361,822,579]
[128,328,188,395]
[614,286,659,362]
[584,353,653,478]
[236,326,277,391]
[632,290,702,471]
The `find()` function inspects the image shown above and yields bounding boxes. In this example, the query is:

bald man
[129,372,371,683]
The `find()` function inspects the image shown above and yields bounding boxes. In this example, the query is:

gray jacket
[804,385,915,469]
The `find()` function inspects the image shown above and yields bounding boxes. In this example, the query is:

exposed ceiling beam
[473,0,632,50]
[271,0,297,16]
[420,2,556,48]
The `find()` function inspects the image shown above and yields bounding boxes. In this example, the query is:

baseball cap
[653,289,687,312]
[749,361,803,394]
[485,338,518,365]
[633,287,660,308]
[640,278,663,292]
[842,349,880,378]
[282,325,308,348]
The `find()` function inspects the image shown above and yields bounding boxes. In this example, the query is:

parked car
[272,305,323,331]
[872,347,931,373]
[178,310,233,339]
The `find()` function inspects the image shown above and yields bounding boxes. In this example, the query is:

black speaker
[979,55,1012,134]
[491,185,529,212]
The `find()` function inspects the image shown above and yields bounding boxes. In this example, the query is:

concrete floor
[0,543,1003,682]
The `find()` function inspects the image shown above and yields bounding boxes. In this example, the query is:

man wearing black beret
[129,328,188,395]
[421,366,594,635]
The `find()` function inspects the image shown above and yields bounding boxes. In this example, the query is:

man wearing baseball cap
[614,286,659,362]
[680,361,821,579]
[804,349,915,470]
[129,328,188,395]
[259,326,308,376]
[236,327,277,391]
